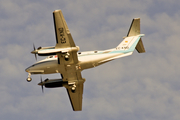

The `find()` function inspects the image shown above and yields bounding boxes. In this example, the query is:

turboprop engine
[38,78,68,88]
[31,46,80,56]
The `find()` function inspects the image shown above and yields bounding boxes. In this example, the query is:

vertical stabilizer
[127,18,145,53]
[127,18,140,37]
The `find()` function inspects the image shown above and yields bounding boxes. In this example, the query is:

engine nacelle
[31,46,80,56]
[38,78,68,88]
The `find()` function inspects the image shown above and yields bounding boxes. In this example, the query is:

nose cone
[25,67,30,72]
[25,65,33,72]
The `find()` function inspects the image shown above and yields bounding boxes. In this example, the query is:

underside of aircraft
[25,10,145,111]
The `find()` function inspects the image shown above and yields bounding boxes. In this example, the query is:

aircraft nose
[25,66,32,72]
[25,67,29,72]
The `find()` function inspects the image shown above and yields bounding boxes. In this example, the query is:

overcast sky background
[0,0,180,120]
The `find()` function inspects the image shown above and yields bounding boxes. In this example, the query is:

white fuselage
[25,34,144,76]
[25,48,132,75]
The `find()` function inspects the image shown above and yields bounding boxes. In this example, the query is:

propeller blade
[35,54,37,61]
[33,43,36,51]
[40,76,44,93]
[32,43,37,61]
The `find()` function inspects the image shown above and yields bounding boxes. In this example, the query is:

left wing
[53,10,76,49]
[53,10,78,65]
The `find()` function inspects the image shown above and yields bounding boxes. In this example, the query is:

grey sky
[0,0,180,120]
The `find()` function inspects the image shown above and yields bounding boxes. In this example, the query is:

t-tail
[116,18,145,53]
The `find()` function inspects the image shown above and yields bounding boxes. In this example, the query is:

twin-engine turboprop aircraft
[25,10,145,111]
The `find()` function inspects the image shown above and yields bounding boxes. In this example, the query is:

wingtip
[134,18,140,20]
[53,9,62,13]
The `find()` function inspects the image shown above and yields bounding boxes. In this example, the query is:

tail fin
[128,18,145,53]
[127,18,140,37]
[117,18,145,53]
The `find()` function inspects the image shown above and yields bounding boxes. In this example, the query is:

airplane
[25,10,145,111]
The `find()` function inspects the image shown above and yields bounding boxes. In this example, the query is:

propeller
[37,76,44,93]
[40,76,44,93]
[31,43,37,61]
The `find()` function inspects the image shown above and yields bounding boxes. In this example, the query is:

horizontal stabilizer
[135,38,145,53]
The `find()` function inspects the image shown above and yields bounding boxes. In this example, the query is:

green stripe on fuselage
[109,36,141,54]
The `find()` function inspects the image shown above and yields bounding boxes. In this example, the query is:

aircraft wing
[66,77,85,111]
[64,65,85,111]
[53,10,85,111]
[53,10,76,49]
[53,10,78,65]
